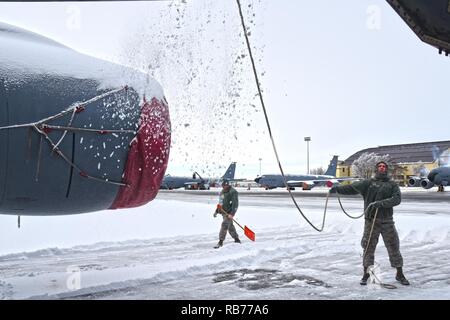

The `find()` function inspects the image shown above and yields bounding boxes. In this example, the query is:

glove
[366,201,382,219]
[329,186,338,194]
[213,212,218,218]
[373,201,383,208]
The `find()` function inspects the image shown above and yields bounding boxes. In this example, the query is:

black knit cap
[376,161,388,168]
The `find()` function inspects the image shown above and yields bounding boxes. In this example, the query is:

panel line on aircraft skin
[34,134,43,182]
[66,133,76,198]
[1,90,10,206]
[26,127,33,162]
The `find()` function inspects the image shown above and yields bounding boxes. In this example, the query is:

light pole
[258,158,262,176]
[304,137,311,174]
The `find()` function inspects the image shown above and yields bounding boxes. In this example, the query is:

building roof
[344,141,450,165]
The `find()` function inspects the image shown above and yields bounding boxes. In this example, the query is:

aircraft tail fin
[324,156,338,176]
[222,162,236,180]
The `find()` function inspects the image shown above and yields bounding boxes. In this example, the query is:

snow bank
[0,195,449,299]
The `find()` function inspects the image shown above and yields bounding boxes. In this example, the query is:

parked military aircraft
[0,22,171,216]
[254,156,357,190]
[409,166,450,191]
[160,162,236,190]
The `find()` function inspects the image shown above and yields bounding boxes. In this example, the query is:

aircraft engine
[408,177,422,187]
[0,22,171,215]
[420,179,435,190]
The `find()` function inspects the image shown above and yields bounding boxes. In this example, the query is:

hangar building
[336,141,450,186]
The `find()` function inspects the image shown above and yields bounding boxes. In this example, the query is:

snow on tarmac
[0,189,449,300]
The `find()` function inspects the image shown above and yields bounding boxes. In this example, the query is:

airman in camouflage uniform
[330,161,410,285]
[214,180,240,248]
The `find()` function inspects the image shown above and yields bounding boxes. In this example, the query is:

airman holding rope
[330,161,410,286]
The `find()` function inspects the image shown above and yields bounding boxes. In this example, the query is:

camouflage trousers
[361,218,403,268]
[219,215,239,241]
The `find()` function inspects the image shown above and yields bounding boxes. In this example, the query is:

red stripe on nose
[109,97,171,209]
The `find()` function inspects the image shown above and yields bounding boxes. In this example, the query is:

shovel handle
[216,206,255,241]
[218,207,244,230]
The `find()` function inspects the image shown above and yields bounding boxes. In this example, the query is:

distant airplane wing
[286,180,314,187]
[325,178,362,186]
[335,178,362,183]
[184,181,199,186]
[286,177,360,187]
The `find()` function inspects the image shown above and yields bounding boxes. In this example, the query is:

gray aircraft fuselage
[161,162,236,190]
[409,167,450,189]
[0,22,171,215]
[160,176,206,190]
[255,174,335,189]
[424,167,450,189]
[255,156,339,189]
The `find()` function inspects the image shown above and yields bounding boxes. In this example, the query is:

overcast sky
[1,0,449,179]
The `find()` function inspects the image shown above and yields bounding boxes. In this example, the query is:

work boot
[360,267,370,285]
[396,267,410,285]
[234,238,241,244]
[360,273,370,285]
[214,240,223,249]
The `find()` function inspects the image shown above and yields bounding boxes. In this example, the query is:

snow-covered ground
[0,191,449,300]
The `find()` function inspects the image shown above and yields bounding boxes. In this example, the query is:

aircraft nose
[428,170,437,182]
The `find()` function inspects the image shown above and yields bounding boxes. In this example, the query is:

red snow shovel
[216,204,256,241]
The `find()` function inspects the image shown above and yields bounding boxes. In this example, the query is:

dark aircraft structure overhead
[0,22,171,216]
[387,0,450,55]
